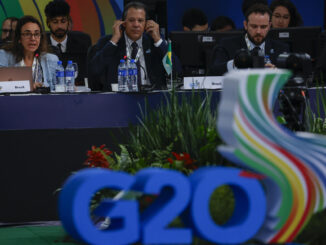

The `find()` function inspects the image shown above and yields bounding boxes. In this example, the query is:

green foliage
[306,114,326,135]
[83,90,235,236]
[298,82,326,243]
[295,209,326,245]
[305,78,326,134]
[126,90,223,169]
[209,185,235,225]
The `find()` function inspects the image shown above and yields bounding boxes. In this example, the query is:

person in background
[242,0,268,16]
[209,4,289,76]
[270,0,303,28]
[89,1,181,91]
[182,8,208,31]
[1,17,19,46]
[45,0,91,85]
[0,15,58,89]
[211,16,236,32]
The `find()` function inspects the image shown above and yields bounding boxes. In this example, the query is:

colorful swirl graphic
[0,0,123,44]
[217,69,326,243]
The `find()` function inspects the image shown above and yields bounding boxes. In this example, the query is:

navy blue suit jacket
[88,33,181,91]
[47,31,92,84]
[209,35,290,75]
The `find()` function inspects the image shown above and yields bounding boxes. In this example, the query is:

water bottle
[55,60,65,92]
[264,55,272,65]
[65,60,75,92]
[125,60,131,92]
[118,59,127,92]
[129,59,138,92]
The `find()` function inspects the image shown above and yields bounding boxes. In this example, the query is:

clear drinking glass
[72,62,78,79]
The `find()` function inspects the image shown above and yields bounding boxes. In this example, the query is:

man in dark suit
[45,0,91,85]
[88,1,181,91]
[209,4,289,76]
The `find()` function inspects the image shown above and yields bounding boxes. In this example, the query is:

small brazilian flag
[162,40,172,75]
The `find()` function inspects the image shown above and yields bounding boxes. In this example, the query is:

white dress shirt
[50,35,68,53]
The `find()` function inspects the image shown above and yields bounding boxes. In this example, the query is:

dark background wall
[167,0,324,32]
[0,1,322,44]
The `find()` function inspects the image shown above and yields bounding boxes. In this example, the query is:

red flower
[172,152,182,161]
[182,152,194,165]
[99,144,112,155]
[167,152,197,170]
[167,158,174,164]
[84,144,112,169]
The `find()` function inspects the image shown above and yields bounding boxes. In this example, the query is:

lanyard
[244,33,252,50]
[245,33,265,55]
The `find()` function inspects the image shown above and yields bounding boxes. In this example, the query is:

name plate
[0,80,31,93]
[183,76,223,90]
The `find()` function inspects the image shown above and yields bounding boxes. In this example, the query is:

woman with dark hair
[270,0,303,28]
[0,15,58,88]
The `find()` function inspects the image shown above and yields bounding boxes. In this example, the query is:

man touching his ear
[89,1,181,91]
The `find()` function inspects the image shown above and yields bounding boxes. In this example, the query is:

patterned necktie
[131,42,138,59]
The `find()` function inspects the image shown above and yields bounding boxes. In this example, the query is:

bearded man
[209,3,289,75]
[45,0,91,85]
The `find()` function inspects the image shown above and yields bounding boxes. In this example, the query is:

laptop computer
[0,66,33,93]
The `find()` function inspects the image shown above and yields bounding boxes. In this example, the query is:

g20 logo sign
[59,69,326,244]
[59,167,266,245]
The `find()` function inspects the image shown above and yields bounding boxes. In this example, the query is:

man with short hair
[45,0,91,85]
[242,0,268,16]
[209,4,289,75]
[210,16,236,32]
[89,1,180,91]
[182,8,208,31]
[1,17,18,45]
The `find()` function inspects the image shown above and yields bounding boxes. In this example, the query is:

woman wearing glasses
[0,15,58,89]
[270,0,303,28]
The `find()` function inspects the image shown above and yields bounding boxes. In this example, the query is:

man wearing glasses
[0,17,19,46]
[44,0,91,85]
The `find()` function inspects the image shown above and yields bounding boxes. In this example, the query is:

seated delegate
[88,1,181,91]
[45,0,92,85]
[270,0,303,28]
[209,4,289,76]
[0,15,58,89]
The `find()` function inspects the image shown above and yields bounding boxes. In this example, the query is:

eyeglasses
[1,29,12,33]
[273,14,290,20]
[21,32,41,39]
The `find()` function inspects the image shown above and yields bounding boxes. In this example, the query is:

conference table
[0,90,222,223]
[0,88,321,223]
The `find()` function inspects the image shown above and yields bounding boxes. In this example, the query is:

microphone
[33,53,50,93]
[34,53,40,83]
